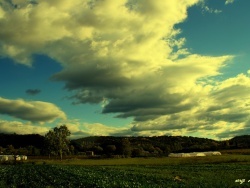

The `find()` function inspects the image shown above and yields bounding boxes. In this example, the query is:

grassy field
[28,154,250,165]
[220,149,250,155]
[1,155,250,187]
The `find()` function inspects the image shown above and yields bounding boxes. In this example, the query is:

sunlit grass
[25,154,250,166]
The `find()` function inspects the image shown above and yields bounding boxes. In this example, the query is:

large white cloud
[0,0,198,67]
[0,97,66,123]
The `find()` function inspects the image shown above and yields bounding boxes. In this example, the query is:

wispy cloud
[225,0,235,5]
[199,0,222,14]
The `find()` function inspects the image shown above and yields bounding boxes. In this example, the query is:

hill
[229,135,250,148]
[0,133,250,157]
[71,135,222,156]
[0,133,44,148]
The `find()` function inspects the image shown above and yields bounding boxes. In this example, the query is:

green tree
[120,138,131,157]
[44,125,71,160]
[69,145,75,155]
[105,145,116,156]
[0,146,4,154]
[132,148,144,157]
[6,145,15,154]
[93,145,103,155]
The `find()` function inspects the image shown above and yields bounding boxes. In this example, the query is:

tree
[120,138,131,157]
[105,145,116,156]
[93,146,103,155]
[131,148,144,157]
[0,146,4,154]
[69,145,75,155]
[44,125,71,160]
[6,145,15,154]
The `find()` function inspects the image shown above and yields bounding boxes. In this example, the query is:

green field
[1,155,250,188]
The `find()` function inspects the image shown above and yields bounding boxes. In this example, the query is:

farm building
[86,151,94,156]
[168,151,221,157]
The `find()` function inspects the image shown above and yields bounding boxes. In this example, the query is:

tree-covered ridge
[1,132,250,157]
[71,136,222,157]
[0,133,44,148]
[229,135,250,148]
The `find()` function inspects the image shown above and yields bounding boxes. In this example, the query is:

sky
[0,0,250,140]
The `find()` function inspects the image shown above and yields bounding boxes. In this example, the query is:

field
[1,155,250,187]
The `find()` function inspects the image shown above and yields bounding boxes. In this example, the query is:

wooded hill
[0,133,44,148]
[0,133,250,157]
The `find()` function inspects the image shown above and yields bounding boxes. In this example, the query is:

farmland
[1,155,250,187]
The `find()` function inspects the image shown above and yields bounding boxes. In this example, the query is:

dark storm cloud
[211,84,250,102]
[114,103,193,122]
[196,111,249,124]
[51,60,130,90]
[26,89,41,96]
[55,68,195,121]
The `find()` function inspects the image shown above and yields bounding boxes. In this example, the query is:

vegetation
[44,125,71,160]
[1,127,250,187]
[1,126,250,158]
[1,156,250,187]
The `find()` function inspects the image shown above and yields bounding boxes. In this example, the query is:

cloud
[199,0,222,14]
[58,119,135,139]
[0,0,247,139]
[0,97,66,123]
[0,120,49,135]
[25,89,41,96]
[0,0,199,66]
[217,129,250,140]
[129,71,250,140]
[225,0,234,5]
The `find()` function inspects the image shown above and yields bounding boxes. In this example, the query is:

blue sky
[0,0,250,140]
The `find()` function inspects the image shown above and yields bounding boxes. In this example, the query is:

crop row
[0,163,250,187]
[0,164,176,188]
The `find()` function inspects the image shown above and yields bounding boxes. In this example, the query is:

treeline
[1,132,250,158]
[71,136,222,157]
[0,133,44,156]
[229,135,250,149]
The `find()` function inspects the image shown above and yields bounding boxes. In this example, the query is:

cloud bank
[0,120,49,135]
